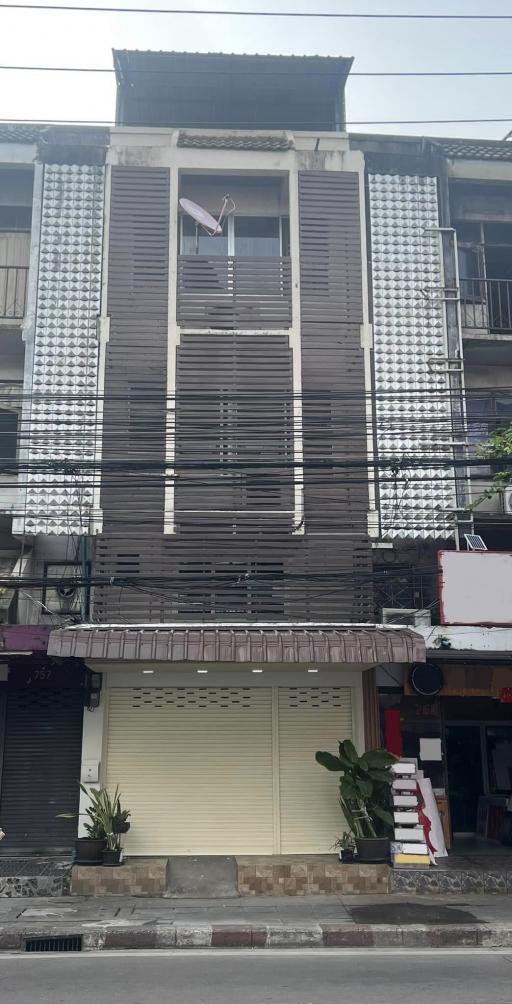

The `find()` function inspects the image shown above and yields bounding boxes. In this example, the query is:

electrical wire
[1,4,512,19]
[1,64,512,78]
[3,117,512,127]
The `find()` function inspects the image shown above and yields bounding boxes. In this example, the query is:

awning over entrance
[47,625,425,664]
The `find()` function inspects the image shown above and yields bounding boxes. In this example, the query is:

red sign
[500,688,512,704]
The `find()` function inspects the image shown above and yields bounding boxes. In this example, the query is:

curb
[1,922,512,951]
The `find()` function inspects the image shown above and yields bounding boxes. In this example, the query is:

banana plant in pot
[316,740,397,863]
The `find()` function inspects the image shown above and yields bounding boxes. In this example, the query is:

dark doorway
[445,724,484,834]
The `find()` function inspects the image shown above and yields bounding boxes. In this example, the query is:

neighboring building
[351,131,512,844]
[1,51,512,857]
[0,125,108,852]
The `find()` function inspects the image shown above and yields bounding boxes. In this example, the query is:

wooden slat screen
[93,167,373,624]
[174,332,294,520]
[177,255,292,329]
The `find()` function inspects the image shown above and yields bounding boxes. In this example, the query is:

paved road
[1,948,512,1003]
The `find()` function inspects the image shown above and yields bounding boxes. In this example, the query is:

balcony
[0,266,28,321]
[460,278,512,335]
[177,255,292,330]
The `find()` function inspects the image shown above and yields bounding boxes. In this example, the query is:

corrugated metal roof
[47,625,424,664]
[178,131,293,151]
[436,138,512,161]
[0,124,46,143]
[114,49,352,63]
[351,131,512,163]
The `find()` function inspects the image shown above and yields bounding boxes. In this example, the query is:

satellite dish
[179,198,224,236]
[179,195,235,252]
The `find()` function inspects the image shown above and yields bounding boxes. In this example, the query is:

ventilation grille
[130,687,255,709]
[25,936,82,953]
[282,687,349,709]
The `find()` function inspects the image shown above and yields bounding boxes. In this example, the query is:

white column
[77,694,106,836]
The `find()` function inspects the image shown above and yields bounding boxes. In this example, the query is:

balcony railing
[0,266,28,320]
[177,255,292,329]
[460,277,512,334]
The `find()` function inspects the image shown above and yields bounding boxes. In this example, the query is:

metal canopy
[47,625,425,664]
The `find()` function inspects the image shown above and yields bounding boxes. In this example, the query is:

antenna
[179,195,235,253]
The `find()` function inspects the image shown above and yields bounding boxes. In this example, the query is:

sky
[0,0,512,140]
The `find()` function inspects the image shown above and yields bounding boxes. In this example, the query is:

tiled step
[0,859,72,898]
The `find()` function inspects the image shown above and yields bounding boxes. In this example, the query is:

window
[0,205,32,232]
[0,411,17,469]
[179,214,289,257]
[180,214,228,256]
[466,393,512,478]
[234,217,280,257]
[455,222,484,308]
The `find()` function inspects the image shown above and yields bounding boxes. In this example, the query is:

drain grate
[25,936,82,953]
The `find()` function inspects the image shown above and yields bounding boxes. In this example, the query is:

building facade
[0,51,511,856]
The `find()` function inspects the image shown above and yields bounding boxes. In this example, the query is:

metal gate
[0,688,83,852]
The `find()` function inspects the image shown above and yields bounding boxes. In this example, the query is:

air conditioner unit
[502,486,512,515]
[382,608,432,628]
[43,563,82,615]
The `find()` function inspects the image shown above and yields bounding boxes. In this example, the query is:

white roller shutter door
[106,686,274,855]
[278,686,353,853]
[105,684,354,854]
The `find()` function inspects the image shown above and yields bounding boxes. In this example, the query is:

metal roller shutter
[0,688,84,853]
[106,687,274,855]
[278,686,352,853]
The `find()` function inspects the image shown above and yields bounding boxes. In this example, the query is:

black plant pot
[102,848,122,866]
[355,837,390,864]
[74,837,105,865]
[339,849,355,863]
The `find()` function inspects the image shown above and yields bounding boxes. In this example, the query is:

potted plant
[316,740,396,863]
[58,789,106,865]
[84,785,131,866]
[335,831,355,863]
[74,818,106,865]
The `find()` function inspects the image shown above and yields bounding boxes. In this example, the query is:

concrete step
[167,856,238,898]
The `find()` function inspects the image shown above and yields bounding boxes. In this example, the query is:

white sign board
[439,550,512,626]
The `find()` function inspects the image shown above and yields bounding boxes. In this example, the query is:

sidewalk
[1,893,512,951]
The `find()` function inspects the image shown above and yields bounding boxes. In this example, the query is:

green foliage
[315,740,397,839]
[79,785,131,850]
[334,831,355,852]
[471,426,512,507]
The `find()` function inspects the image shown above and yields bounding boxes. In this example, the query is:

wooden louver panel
[177,255,292,329]
[102,167,170,524]
[298,169,371,549]
[175,332,294,521]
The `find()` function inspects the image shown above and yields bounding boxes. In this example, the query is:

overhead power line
[3,116,512,127]
[1,4,512,18]
[1,64,512,78]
